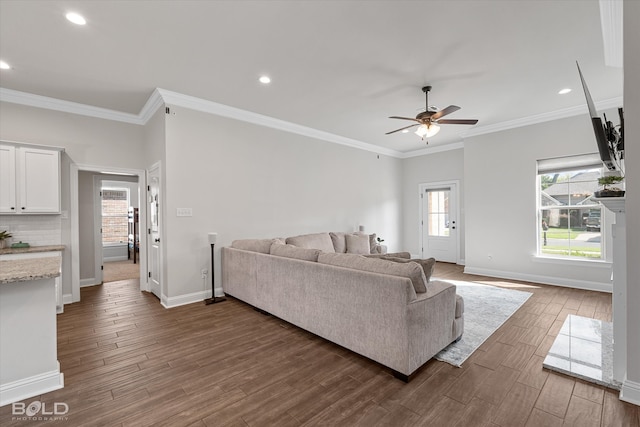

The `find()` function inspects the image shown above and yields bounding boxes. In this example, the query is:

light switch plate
[176,208,192,217]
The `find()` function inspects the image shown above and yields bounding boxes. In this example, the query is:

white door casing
[420,181,459,263]
[147,163,162,299]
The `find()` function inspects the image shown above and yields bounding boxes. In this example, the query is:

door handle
[154,238,160,243]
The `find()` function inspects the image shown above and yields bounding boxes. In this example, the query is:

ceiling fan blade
[437,119,479,125]
[385,124,419,135]
[430,105,461,120]
[389,116,421,123]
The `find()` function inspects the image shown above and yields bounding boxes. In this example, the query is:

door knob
[155,238,160,243]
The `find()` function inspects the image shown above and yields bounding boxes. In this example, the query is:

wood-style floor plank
[1,263,638,426]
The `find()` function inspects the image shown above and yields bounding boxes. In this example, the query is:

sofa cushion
[382,257,436,282]
[365,252,411,259]
[270,243,321,262]
[231,238,277,254]
[345,233,371,254]
[318,253,427,293]
[329,232,352,253]
[286,233,336,253]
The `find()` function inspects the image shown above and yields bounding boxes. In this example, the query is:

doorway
[147,162,162,299]
[70,164,148,304]
[419,181,460,263]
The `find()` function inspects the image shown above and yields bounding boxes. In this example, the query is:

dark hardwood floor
[1,264,638,426]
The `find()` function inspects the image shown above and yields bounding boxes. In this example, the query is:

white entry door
[421,182,458,263]
[147,164,162,299]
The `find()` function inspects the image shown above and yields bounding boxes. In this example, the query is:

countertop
[0,257,62,284]
[0,244,65,256]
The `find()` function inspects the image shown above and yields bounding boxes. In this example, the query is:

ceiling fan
[386,86,478,141]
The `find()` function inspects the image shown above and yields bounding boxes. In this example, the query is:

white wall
[623,0,640,403]
[402,148,465,260]
[0,102,146,298]
[162,106,403,301]
[463,112,617,291]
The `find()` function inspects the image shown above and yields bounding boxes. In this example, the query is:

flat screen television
[577,62,624,171]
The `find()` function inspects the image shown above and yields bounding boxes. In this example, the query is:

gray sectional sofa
[221,231,464,381]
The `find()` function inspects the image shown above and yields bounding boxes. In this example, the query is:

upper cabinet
[0,144,61,214]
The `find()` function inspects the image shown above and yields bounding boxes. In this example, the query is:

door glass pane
[427,190,450,237]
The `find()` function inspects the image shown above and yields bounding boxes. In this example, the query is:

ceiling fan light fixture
[65,12,86,25]
[415,123,440,138]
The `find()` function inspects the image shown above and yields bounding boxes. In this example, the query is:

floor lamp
[205,232,226,305]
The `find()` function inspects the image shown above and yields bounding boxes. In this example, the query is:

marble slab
[0,257,61,284]
[543,314,620,390]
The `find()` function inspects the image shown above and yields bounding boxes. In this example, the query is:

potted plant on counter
[0,230,12,249]
[595,176,625,198]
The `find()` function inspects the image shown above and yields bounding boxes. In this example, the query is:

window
[537,154,603,259]
[101,188,129,244]
[427,189,450,237]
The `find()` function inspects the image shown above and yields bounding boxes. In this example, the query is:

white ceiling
[0,0,623,154]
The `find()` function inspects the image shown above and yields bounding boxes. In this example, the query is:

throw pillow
[329,232,352,253]
[382,256,436,282]
[285,233,336,253]
[345,233,370,254]
[318,253,427,293]
[369,233,377,254]
[270,243,321,262]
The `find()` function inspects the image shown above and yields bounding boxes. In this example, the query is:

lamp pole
[205,232,226,305]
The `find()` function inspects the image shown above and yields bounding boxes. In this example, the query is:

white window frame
[536,154,607,262]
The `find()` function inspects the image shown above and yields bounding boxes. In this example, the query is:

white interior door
[147,164,162,299]
[421,182,458,263]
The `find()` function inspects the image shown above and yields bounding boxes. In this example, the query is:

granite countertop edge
[0,257,62,284]
[0,244,66,255]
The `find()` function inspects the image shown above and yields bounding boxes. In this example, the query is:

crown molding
[156,88,402,158]
[0,87,143,125]
[460,97,623,139]
[0,86,624,160]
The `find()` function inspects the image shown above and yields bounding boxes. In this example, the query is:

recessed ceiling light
[401,129,409,133]
[558,88,572,95]
[0,60,10,70]
[259,76,271,84]
[66,12,86,25]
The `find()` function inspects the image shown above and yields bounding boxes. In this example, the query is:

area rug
[434,279,532,367]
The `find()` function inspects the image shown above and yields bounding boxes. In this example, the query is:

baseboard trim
[0,365,64,407]
[462,266,612,293]
[103,256,128,263]
[62,293,74,305]
[80,278,99,288]
[620,377,640,406]
[161,287,225,309]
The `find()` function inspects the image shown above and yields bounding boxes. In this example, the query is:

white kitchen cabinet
[0,144,61,214]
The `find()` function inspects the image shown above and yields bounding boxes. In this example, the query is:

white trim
[79,278,99,288]
[62,293,73,305]
[0,366,64,407]
[2,87,623,160]
[461,97,623,139]
[158,88,402,159]
[531,255,612,269]
[418,180,461,264]
[103,255,128,262]
[160,288,224,309]
[463,266,612,293]
[69,163,80,303]
[0,87,143,125]
[93,175,103,285]
[70,163,148,303]
[620,377,640,406]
